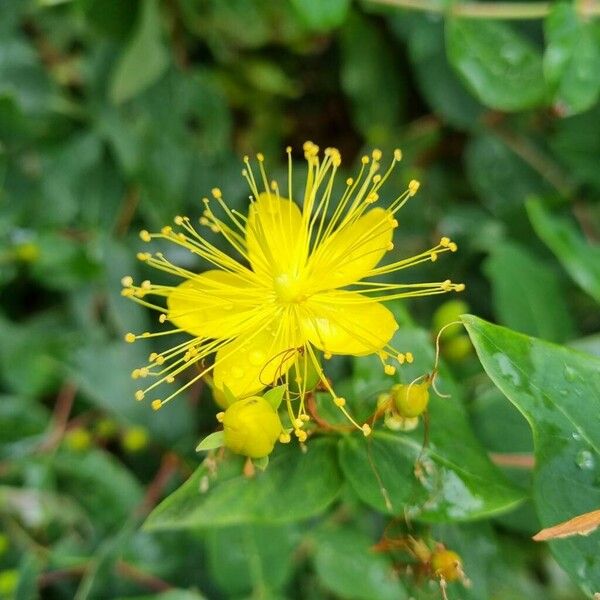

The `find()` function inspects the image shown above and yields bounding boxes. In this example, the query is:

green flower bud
[442,334,473,362]
[223,397,282,458]
[392,381,430,418]
[432,299,469,339]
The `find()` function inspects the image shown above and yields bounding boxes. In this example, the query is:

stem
[368,0,600,19]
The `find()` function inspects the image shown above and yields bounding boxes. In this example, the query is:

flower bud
[431,548,462,582]
[432,299,469,339]
[223,397,282,458]
[392,381,430,418]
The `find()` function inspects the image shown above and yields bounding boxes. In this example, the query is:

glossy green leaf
[446,19,547,111]
[144,438,342,529]
[313,526,408,600]
[544,3,600,114]
[110,0,169,103]
[290,0,350,31]
[527,199,600,304]
[341,327,524,522]
[484,241,575,342]
[463,315,600,594]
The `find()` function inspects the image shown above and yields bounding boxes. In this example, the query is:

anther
[125,333,136,343]
[161,226,172,236]
[300,414,310,422]
[408,180,420,196]
[324,352,332,360]
[372,149,382,161]
[211,188,222,198]
[362,423,372,436]
[397,353,405,364]
[394,149,402,161]
[279,432,291,443]
[361,156,369,165]
[121,276,133,287]
[387,242,394,250]
[294,418,304,429]
[132,369,141,379]
[295,429,308,442]
[216,411,225,423]
[384,364,396,376]
[257,153,264,162]
[166,375,175,383]
[449,242,458,252]
[159,314,167,323]
[151,400,162,411]
[334,397,346,407]
[139,230,151,242]
[405,352,414,364]
[174,215,184,225]
[135,390,145,401]
[440,236,450,247]
[346,178,353,186]
[455,283,466,292]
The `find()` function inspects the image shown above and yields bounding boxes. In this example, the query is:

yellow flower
[123,143,463,433]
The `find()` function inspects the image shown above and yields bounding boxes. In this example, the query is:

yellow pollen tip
[324,352,332,360]
[300,414,310,422]
[161,226,172,236]
[159,314,167,323]
[125,333,136,343]
[216,411,225,423]
[294,418,304,428]
[346,178,353,186]
[361,156,369,165]
[295,429,308,442]
[286,146,292,154]
[199,217,209,226]
[449,242,458,252]
[132,369,140,379]
[440,236,450,247]
[136,252,150,261]
[121,276,133,287]
[121,288,134,297]
[135,390,145,401]
[155,355,165,365]
[408,179,420,196]
[166,375,175,383]
[257,152,264,162]
[211,188,222,198]
[394,149,402,161]
[174,215,184,225]
[362,424,372,436]
[430,253,438,262]
[455,283,466,292]
[387,242,394,250]
[151,400,162,411]
[397,353,406,364]
[279,432,291,443]
[405,352,414,364]
[334,396,346,407]
[384,365,396,376]
[372,149,382,161]
[139,230,151,242]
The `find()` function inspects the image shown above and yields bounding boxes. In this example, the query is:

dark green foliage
[1,0,599,598]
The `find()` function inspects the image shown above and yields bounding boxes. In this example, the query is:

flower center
[274,273,306,304]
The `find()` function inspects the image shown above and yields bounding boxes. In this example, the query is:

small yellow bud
[433,299,470,339]
[443,335,473,362]
[222,397,282,459]
[64,428,92,452]
[392,381,430,418]
[121,426,149,453]
[431,548,463,582]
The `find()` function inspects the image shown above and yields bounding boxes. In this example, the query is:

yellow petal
[301,291,398,355]
[246,192,304,278]
[167,270,259,339]
[213,316,302,397]
[308,207,393,290]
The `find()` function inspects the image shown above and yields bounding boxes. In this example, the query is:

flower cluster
[122,143,463,456]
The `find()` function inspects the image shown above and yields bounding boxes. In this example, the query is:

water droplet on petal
[249,350,265,366]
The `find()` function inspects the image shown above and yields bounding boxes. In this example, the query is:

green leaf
[290,0,350,31]
[263,385,285,410]
[340,12,404,142]
[484,241,575,342]
[205,524,298,596]
[144,438,342,530]
[527,199,600,304]
[196,431,224,452]
[463,315,600,594]
[446,19,547,111]
[110,0,169,104]
[313,526,408,600]
[544,3,600,114]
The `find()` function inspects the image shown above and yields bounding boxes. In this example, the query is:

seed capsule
[431,548,462,582]
[392,381,430,418]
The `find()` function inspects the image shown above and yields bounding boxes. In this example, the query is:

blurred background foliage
[1,0,600,598]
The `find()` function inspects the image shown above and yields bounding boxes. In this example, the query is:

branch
[367,0,600,20]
